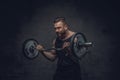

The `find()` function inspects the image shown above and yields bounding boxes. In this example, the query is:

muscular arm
[41,50,56,61]
[37,39,57,61]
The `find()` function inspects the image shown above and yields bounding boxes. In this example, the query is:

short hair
[53,17,68,25]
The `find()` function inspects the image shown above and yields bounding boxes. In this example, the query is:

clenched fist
[62,42,70,49]
[36,44,45,52]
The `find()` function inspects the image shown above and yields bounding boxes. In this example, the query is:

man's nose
[55,29,59,32]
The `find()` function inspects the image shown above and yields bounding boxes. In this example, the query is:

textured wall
[0,0,119,80]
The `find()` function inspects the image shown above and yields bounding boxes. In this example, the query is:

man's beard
[56,32,65,37]
[56,30,66,39]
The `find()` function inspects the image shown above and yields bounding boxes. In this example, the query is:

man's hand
[36,44,45,52]
[62,42,70,49]
[62,42,71,56]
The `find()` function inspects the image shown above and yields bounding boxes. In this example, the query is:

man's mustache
[56,31,66,36]
[56,33,61,36]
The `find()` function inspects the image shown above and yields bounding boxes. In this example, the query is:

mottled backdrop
[0,0,119,80]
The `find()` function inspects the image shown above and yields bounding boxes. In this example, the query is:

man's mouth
[57,33,61,36]
[56,32,61,36]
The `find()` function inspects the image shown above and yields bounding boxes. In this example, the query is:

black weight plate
[71,32,87,59]
[23,39,39,59]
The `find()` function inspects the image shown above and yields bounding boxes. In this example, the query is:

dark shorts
[53,64,81,80]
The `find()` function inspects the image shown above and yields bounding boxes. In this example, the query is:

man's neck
[60,30,75,40]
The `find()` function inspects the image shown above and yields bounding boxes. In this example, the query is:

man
[36,17,82,80]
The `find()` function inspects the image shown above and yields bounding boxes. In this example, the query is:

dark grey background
[0,0,120,80]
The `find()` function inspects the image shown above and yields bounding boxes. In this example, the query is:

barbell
[23,32,93,59]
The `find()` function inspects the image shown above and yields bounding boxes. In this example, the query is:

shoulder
[72,32,87,42]
[52,38,56,44]
[52,37,59,45]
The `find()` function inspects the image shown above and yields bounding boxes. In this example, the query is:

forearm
[41,50,57,61]
[36,39,57,61]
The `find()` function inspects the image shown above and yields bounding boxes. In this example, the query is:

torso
[54,31,81,80]
[55,32,79,67]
